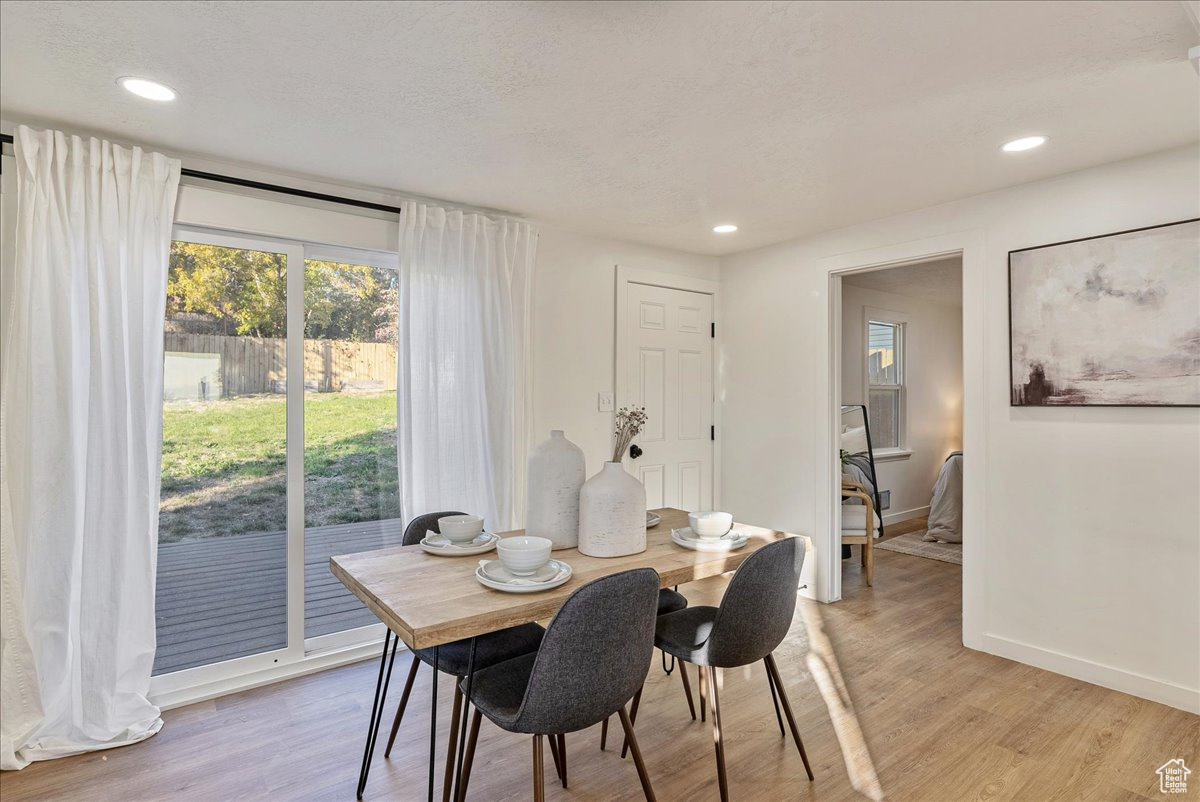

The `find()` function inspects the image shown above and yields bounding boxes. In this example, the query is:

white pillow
[841,425,869,455]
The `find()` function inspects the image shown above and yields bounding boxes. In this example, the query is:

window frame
[863,308,909,455]
[150,225,399,709]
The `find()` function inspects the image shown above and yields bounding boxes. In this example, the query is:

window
[152,228,402,700]
[867,318,905,450]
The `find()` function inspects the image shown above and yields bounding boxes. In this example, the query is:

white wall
[841,283,963,522]
[719,145,1199,712]
[531,227,718,468]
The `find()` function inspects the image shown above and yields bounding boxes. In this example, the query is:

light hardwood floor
[3,527,1196,801]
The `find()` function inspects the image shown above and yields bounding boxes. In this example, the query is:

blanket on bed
[923,451,963,543]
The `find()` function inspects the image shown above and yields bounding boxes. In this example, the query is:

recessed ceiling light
[1001,135,1047,153]
[712,224,738,233]
[118,77,177,102]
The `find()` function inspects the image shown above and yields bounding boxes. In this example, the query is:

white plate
[671,526,750,552]
[647,511,662,528]
[475,558,573,593]
[420,531,500,556]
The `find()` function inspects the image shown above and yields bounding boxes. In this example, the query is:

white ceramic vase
[525,430,586,550]
[578,461,647,558]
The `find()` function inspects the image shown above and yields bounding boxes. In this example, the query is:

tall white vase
[578,461,647,557]
[525,430,586,550]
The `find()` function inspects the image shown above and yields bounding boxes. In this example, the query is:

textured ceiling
[1,1,1197,255]
[843,257,963,306]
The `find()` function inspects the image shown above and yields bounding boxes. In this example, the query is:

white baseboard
[883,505,929,526]
[151,640,384,711]
[980,633,1200,715]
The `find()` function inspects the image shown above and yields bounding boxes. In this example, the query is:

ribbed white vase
[577,461,647,558]
[525,430,586,550]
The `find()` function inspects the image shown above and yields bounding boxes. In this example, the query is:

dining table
[331,507,805,801]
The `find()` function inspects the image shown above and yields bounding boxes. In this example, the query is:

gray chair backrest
[402,511,467,547]
[511,568,659,734]
[706,537,805,667]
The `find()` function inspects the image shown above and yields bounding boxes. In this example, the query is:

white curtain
[0,126,180,768]
[397,202,536,533]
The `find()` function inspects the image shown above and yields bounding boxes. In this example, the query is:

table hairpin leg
[451,637,478,802]
[428,645,439,802]
[357,630,399,800]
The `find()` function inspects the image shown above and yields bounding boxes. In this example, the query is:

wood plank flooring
[154,519,405,673]
[7,524,1197,801]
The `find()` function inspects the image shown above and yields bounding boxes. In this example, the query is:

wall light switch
[598,392,614,412]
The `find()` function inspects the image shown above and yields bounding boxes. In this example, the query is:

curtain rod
[0,132,405,216]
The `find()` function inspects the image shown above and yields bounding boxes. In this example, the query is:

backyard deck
[154,519,404,675]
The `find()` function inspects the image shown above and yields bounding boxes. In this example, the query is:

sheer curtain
[397,202,536,533]
[0,126,180,768]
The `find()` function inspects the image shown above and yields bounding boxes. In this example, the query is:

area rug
[876,531,962,565]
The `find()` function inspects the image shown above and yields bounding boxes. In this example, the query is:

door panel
[677,349,704,440]
[639,463,666,510]
[624,283,714,511]
[678,461,702,512]
[639,348,666,442]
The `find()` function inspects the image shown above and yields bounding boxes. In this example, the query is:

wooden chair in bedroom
[841,479,876,586]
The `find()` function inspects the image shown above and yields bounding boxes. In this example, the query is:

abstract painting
[1009,219,1200,407]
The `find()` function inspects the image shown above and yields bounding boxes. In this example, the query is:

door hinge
[711,322,715,338]
[711,425,715,441]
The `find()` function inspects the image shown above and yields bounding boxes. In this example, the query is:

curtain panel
[396,202,536,533]
[0,126,180,768]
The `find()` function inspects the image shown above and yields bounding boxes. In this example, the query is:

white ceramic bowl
[438,514,485,543]
[496,536,553,577]
[688,511,733,540]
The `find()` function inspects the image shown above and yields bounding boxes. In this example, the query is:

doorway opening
[834,255,964,591]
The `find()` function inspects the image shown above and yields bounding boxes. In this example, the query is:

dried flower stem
[612,406,648,463]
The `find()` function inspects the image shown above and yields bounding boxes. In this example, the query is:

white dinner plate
[475,558,573,593]
[647,511,662,528]
[420,531,500,556]
[670,526,750,552]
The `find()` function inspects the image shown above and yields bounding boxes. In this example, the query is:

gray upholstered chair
[652,588,698,718]
[383,512,545,802]
[598,586,698,756]
[457,568,661,802]
[654,537,814,801]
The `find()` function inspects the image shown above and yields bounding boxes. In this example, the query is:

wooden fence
[164,333,396,399]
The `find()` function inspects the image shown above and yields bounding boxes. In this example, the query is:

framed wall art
[1009,218,1199,407]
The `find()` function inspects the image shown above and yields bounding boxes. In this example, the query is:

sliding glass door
[302,247,403,643]
[151,229,399,695]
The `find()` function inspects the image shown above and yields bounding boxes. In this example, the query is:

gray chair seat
[657,588,688,616]
[414,623,545,677]
[461,651,538,727]
[654,606,718,664]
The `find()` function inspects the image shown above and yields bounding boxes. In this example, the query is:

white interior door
[623,282,714,511]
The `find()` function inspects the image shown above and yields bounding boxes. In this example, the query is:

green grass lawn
[159,392,400,543]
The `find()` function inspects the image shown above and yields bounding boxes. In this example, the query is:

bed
[923,452,963,543]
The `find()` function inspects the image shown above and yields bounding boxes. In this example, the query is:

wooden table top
[330,508,798,650]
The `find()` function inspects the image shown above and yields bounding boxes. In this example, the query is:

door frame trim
[614,266,721,509]
[822,230,984,651]
[150,226,403,708]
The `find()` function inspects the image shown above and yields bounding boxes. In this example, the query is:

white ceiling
[843,256,963,306]
[1,1,1197,255]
